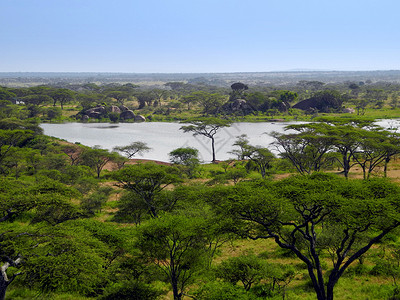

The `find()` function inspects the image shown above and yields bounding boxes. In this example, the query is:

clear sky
[1,0,399,73]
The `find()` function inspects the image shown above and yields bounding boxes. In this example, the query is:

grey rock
[120,110,136,120]
[135,115,146,122]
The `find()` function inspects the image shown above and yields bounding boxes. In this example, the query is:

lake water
[41,122,298,163]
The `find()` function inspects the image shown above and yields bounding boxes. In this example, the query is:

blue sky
[1,0,399,73]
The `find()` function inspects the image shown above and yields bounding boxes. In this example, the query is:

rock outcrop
[135,115,146,122]
[78,105,145,122]
[120,110,136,120]
[221,99,254,115]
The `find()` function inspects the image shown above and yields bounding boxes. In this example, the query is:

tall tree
[49,88,75,110]
[80,146,118,178]
[209,174,400,300]
[113,141,151,160]
[112,163,182,218]
[0,178,81,299]
[180,118,231,162]
[231,134,274,178]
[169,147,200,178]
[271,123,335,175]
[136,214,212,300]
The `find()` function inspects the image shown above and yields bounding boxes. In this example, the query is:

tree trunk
[211,137,216,162]
[326,283,335,300]
[0,263,11,300]
[343,154,350,178]
[0,279,7,300]
[171,276,181,300]
[384,156,390,178]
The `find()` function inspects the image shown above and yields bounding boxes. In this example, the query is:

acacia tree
[271,123,335,175]
[351,129,400,179]
[48,88,75,110]
[180,118,231,162]
[169,147,200,178]
[0,129,35,174]
[113,141,151,160]
[230,134,274,178]
[105,91,132,106]
[230,82,249,100]
[209,174,400,300]
[136,214,211,300]
[80,146,118,178]
[183,91,227,115]
[0,178,81,300]
[112,163,182,218]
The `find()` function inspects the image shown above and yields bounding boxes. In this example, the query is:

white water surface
[41,122,298,163]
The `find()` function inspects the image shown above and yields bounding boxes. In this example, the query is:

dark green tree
[271,123,335,175]
[135,214,211,300]
[169,147,200,178]
[209,174,400,300]
[80,146,118,178]
[112,163,182,218]
[49,88,75,110]
[216,254,267,291]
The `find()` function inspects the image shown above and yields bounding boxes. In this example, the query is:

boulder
[120,110,135,120]
[135,115,146,122]
[109,105,121,113]
[86,106,106,116]
[119,105,129,112]
[81,114,89,122]
[87,111,102,119]
[342,107,355,114]
[221,99,254,115]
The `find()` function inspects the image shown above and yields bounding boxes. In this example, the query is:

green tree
[209,174,400,300]
[184,91,227,115]
[49,88,75,110]
[0,178,81,299]
[135,91,154,109]
[0,88,16,101]
[230,82,249,100]
[169,147,200,178]
[45,107,62,120]
[231,135,274,177]
[21,94,53,107]
[180,118,231,162]
[216,254,267,291]
[271,123,335,175]
[113,141,151,160]
[105,91,132,106]
[0,129,35,174]
[112,163,182,218]
[80,146,118,178]
[351,129,400,179]
[135,214,211,300]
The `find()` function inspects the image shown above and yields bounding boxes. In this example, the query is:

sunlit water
[41,122,298,163]
[41,120,400,163]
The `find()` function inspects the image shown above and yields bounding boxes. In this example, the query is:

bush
[100,281,165,300]
[193,281,254,300]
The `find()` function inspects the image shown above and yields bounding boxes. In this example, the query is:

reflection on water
[41,122,297,163]
[93,125,120,129]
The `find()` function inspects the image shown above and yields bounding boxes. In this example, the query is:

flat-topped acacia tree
[180,118,231,163]
[209,174,400,300]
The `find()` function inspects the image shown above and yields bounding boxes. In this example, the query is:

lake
[41,122,298,163]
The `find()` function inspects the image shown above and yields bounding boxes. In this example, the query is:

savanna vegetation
[1,78,400,299]
[2,77,400,123]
